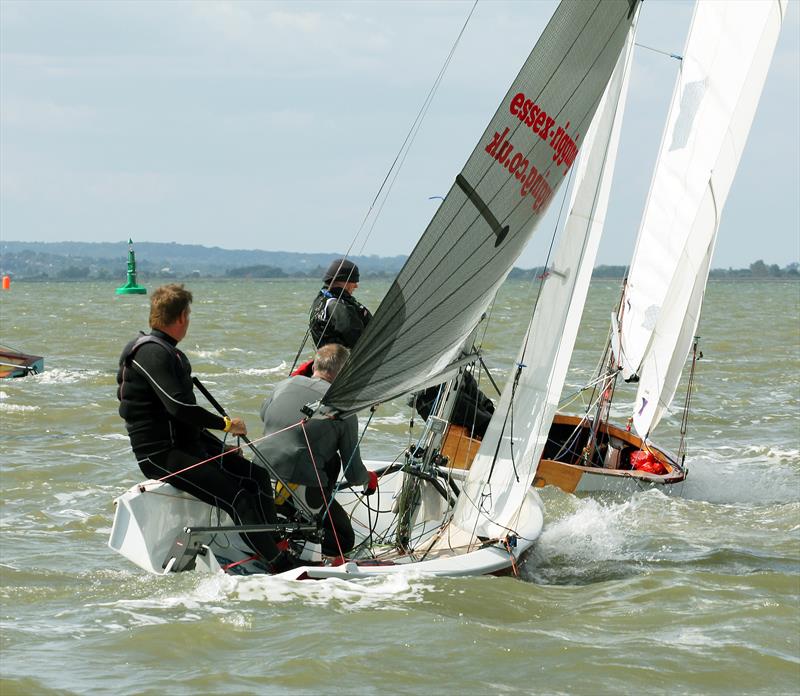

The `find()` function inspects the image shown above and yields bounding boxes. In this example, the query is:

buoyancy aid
[309,287,371,349]
[117,330,216,455]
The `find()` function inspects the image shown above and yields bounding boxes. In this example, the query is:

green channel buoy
[116,239,147,295]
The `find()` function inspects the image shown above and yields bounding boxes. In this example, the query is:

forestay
[323,0,641,417]
[446,16,638,541]
[617,0,787,438]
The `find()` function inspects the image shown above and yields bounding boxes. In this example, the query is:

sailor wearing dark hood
[309,258,372,349]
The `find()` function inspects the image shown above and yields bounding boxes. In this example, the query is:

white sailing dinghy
[535,0,788,494]
[109,0,640,578]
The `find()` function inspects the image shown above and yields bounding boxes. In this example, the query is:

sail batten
[323,0,641,417]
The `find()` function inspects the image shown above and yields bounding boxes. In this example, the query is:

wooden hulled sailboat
[535,0,788,494]
[109,0,640,578]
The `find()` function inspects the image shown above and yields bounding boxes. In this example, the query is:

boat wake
[519,490,672,585]
[223,572,433,610]
[0,401,39,413]
[235,361,288,376]
[31,368,103,385]
[98,571,434,621]
[675,448,799,505]
[186,347,246,359]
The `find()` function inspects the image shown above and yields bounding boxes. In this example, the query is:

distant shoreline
[3,271,800,287]
[1,240,797,281]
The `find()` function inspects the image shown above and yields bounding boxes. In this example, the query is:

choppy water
[1,279,798,695]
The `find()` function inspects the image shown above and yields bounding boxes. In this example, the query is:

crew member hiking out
[258,343,378,558]
[116,283,295,572]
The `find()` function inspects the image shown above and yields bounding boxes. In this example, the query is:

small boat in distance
[0,344,44,379]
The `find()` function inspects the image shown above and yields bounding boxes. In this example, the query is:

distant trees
[592,265,628,278]
[1,242,797,281]
[57,265,91,279]
[709,260,798,279]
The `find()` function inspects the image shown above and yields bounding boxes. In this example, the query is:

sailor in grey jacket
[256,344,378,555]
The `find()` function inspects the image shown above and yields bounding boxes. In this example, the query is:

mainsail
[616,0,787,438]
[448,16,638,540]
[323,0,641,416]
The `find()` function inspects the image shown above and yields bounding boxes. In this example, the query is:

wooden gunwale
[536,413,686,489]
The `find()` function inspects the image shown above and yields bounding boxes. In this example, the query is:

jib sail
[449,12,638,540]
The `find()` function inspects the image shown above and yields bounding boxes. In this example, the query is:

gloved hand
[364,470,379,496]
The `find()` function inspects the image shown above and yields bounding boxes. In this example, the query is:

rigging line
[288,328,310,375]
[583,335,611,416]
[468,361,483,440]
[303,0,479,362]
[351,0,479,258]
[476,296,497,357]
[321,407,376,520]
[634,42,682,61]
[457,473,525,539]
[299,420,346,560]
[552,372,609,463]
[677,336,700,463]
[415,384,445,449]
[558,368,612,408]
[477,353,501,396]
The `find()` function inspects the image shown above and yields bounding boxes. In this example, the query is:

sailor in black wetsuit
[309,258,372,349]
[117,283,291,570]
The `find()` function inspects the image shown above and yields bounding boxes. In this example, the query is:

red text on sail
[483,92,581,213]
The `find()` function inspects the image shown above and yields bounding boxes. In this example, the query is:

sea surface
[1,278,798,695]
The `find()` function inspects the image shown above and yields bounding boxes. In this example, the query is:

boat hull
[535,414,687,494]
[0,346,44,378]
[109,459,542,578]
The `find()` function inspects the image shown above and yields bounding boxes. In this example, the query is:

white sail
[447,21,637,540]
[323,0,641,417]
[625,0,787,437]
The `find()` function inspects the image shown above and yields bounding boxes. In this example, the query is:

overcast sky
[1,0,798,268]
